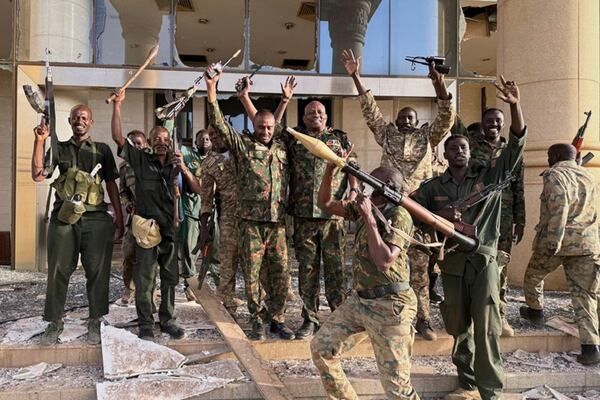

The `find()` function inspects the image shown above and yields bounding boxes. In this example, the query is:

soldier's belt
[357,282,410,299]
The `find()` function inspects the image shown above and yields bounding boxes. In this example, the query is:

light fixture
[206,48,216,53]
[284,22,295,30]
[198,18,209,24]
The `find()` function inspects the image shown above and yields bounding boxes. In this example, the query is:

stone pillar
[29,0,93,62]
[497,0,600,290]
[325,0,380,74]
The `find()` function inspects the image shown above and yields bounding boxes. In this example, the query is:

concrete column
[497,0,600,289]
[29,0,93,62]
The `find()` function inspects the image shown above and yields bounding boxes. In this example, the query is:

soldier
[111,90,202,340]
[412,76,526,400]
[179,129,220,301]
[341,49,455,341]
[463,110,526,337]
[119,130,147,305]
[199,124,245,314]
[237,76,357,339]
[31,105,123,346]
[520,143,600,365]
[313,164,419,400]
[204,68,294,340]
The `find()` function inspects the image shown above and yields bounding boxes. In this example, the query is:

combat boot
[577,345,600,365]
[160,322,185,339]
[40,320,64,346]
[519,306,544,327]
[444,387,481,400]
[295,320,317,339]
[248,321,266,341]
[429,272,443,304]
[270,321,295,340]
[87,318,101,345]
[416,318,437,341]
[501,319,515,337]
[138,326,155,341]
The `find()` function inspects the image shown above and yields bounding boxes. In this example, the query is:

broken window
[249,0,317,72]
[318,0,389,75]
[94,0,173,66]
[457,80,497,124]
[174,0,244,69]
[458,2,497,77]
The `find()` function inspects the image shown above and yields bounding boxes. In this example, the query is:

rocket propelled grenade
[285,127,479,253]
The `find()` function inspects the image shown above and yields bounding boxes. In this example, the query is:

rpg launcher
[285,127,478,253]
[405,56,451,75]
[573,111,594,166]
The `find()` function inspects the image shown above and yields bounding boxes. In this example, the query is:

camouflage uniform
[468,134,526,316]
[119,161,136,295]
[358,90,454,323]
[412,128,527,400]
[208,100,290,326]
[279,127,352,325]
[524,160,600,345]
[179,145,220,286]
[311,202,418,400]
[200,150,241,309]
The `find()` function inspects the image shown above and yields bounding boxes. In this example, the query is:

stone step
[0,330,579,368]
[0,371,597,399]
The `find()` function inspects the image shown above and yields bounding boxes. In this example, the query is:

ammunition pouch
[51,167,104,207]
[57,197,86,225]
[131,215,161,249]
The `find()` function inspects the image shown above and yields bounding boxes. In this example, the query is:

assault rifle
[235,64,263,93]
[285,127,479,252]
[405,56,451,75]
[573,111,594,166]
[194,210,217,288]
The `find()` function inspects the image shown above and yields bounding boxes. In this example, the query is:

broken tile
[12,362,62,380]
[59,321,88,343]
[103,304,139,327]
[179,360,245,381]
[100,324,186,379]
[175,302,214,331]
[1,316,46,344]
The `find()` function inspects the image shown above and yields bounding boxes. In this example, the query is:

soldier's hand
[33,117,50,141]
[112,88,126,104]
[204,66,221,88]
[428,61,444,85]
[199,225,211,249]
[280,75,297,100]
[494,75,520,104]
[356,192,373,219]
[341,49,360,76]
[235,77,252,98]
[513,223,525,244]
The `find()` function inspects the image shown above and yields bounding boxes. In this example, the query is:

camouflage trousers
[240,219,290,324]
[408,232,434,321]
[311,292,419,400]
[497,219,515,317]
[216,215,240,308]
[294,217,347,325]
[122,228,136,292]
[524,252,600,345]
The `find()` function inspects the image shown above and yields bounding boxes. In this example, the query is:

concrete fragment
[102,304,139,327]
[59,317,87,343]
[174,302,214,331]
[1,317,46,344]
[96,360,245,400]
[521,384,573,400]
[100,324,186,379]
[546,316,580,338]
[12,362,62,380]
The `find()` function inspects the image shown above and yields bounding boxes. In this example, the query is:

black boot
[577,345,600,365]
[429,272,443,304]
[519,306,544,327]
[270,321,295,340]
[295,320,317,339]
[248,321,266,341]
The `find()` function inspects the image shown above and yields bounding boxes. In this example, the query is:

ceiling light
[206,48,216,53]
[284,22,295,30]
[198,18,209,24]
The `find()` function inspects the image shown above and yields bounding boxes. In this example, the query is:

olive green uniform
[412,128,527,400]
[118,140,179,330]
[179,145,220,285]
[311,202,418,400]
[119,161,136,295]
[44,137,118,322]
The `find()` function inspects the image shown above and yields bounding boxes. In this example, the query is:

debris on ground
[546,316,580,338]
[521,384,573,400]
[1,316,46,344]
[11,362,62,380]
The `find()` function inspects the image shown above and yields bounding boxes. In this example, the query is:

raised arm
[341,49,367,95]
[205,69,244,154]
[31,117,50,182]
[427,62,455,146]
[236,77,258,120]
[273,76,296,123]
[495,75,525,136]
[111,89,126,148]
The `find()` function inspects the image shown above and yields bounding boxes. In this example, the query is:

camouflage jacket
[344,201,414,302]
[468,135,526,226]
[200,150,240,219]
[534,160,600,256]
[208,100,288,223]
[118,160,136,207]
[280,126,353,219]
[180,145,210,219]
[412,129,527,276]
[358,90,455,192]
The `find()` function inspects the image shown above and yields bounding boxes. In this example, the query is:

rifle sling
[370,204,442,249]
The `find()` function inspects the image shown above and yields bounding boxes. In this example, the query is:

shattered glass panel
[249,0,316,73]
[318,0,389,75]
[16,0,94,62]
[94,0,173,66]
[174,0,244,69]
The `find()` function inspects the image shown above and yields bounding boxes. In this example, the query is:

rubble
[12,362,62,380]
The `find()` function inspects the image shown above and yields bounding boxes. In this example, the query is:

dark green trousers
[45,211,114,321]
[179,215,220,286]
[439,259,504,400]
[134,232,179,329]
